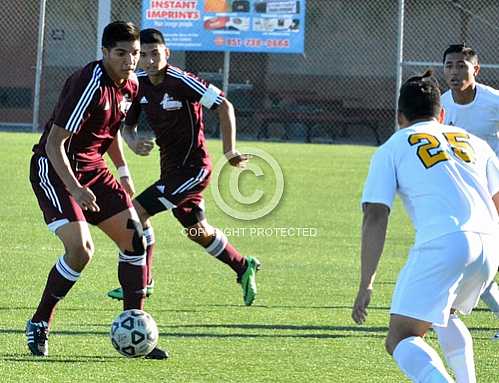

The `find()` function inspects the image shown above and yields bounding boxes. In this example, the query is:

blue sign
[141,1,305,53]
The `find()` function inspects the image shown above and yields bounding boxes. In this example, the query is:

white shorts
[390,231,499,327]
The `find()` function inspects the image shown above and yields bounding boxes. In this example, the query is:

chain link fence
[0,1,40,129]
[401,0,499,101]
[2,1,499,144]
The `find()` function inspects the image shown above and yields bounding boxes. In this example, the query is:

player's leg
[480,279,499,339]
[480,280,499,314]
[433,311,475,383]
[82,168,148,309]
[27,155,92,356]
[27,221,94,356]
[107,183,163,301]
[434,231,498,382]
[32,221,94,323]
[386,315,453,382]
[133,199,155,292]
[178,209,261,306]
[98,208,147,310]
[387,231,486,382]
[98,207,168,360]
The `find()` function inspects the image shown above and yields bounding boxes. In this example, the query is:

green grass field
[0,132,497,382]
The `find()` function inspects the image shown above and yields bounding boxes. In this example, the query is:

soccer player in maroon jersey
[27,21,167,359]
[107,29,261,306]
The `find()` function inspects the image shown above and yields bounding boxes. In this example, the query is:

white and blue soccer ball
[110,309,158,357]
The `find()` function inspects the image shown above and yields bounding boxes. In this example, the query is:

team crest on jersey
[160,92,182,111]
[120,94,132,115]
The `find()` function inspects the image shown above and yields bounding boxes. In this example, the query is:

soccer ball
[110,309,158,357]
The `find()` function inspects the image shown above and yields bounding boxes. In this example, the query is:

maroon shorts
[30,154,133,232]
[136,166,211,227]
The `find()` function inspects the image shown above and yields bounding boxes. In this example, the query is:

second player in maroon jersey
[107,28,261,306]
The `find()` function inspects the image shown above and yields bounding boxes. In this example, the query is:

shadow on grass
[0,354,122,363]
[0,306,117,313]
[0,306,200,314]
[200,304,391,310]
[0,326,383,340]
[163,323,389,332]
[1,317,495,343]
[0,327,367,339]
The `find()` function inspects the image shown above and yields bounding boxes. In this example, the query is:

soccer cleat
[239,256,261,306]
[25,320,49,356]
[107,280,155,301]
[145,346,169,360]
[492,331,499,341]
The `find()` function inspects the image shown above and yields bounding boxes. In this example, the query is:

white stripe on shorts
[172,168,208,195]
[158,196,177,210]
[38,157,63,213]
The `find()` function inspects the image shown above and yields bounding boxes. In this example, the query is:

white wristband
[117,165,130,178]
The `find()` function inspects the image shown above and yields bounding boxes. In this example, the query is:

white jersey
[362,120,499,246]
[442,83,499,155]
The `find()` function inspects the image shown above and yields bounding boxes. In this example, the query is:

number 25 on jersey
[408,132,475,169]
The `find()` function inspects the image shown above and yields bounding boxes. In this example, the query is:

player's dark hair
[140,29,166,45]
[102,21,140,49]
[398,69,441,121]
[443,44,479,65]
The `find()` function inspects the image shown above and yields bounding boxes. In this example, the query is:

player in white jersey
[352,70,499,383]
[442,44,499,340]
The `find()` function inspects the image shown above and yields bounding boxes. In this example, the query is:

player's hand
[130,137,154,156]
[120,176,135,198]
[70,186,100,212]
[352,287,372,325]
[226,151,250,168]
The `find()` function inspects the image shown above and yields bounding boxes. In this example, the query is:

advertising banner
[141,0,306,53]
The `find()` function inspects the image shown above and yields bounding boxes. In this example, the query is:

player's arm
[121,123,154,156]
[493,192,499,214]
[485,150,499,214]
[360,203,390,288]
[45,124,99,212]
[352,202,390,325]
[352,144,396,325]
[218,98,248,168]
[178,69,248,167]
[122,98,154,156]
[107,130,135,197]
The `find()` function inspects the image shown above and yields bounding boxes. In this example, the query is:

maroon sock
[217,242,247,277]
[205,230,247,277]
[119,262,146,310]
[32,264,77,327]
[146,243,155,285]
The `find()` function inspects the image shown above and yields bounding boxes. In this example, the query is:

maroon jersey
[33,61,138,171]
[125,65,224,174]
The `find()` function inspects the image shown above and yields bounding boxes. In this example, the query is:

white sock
[434,315,476,383]
[205,229,228,257]
[480,281,499,317]
[392,336,454,383]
